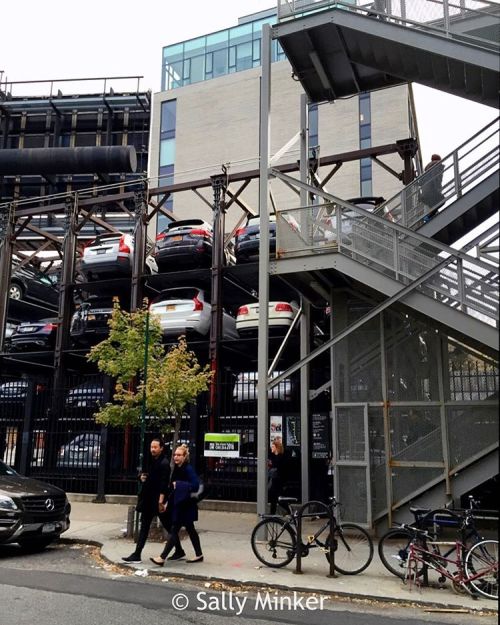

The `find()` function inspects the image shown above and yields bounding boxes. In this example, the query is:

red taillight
[275,303,293,313]
[235,228,246,238]
[190,228,211,237]
[43,323,57,331]
[119,235,131,254]
[193,296,204,311]
[156,232,166,241]
[237,306,249,316]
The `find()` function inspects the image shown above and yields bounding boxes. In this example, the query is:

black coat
[138,453,171,514]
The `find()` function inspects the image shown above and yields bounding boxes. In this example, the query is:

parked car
[3,322,17,351]
[0,380,29,403]
[0,459,71,550]
[10,257,59,308]
[65,383,104,409]
[233,371,295,402]
[9,318,58,351]
[149,287,238,339]
[57,433,101,468]
[234,215,276,263]
[318,196,386,241]
[80,232,158,280]
[236,300,299,335]
[70,297,114,346]
[154,219,213,269]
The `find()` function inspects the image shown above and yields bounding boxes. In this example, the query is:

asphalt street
[0,543,497,625]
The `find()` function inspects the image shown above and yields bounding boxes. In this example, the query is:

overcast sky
[1,0,497,162]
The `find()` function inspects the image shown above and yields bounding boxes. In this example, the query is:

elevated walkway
[274,0,500,106]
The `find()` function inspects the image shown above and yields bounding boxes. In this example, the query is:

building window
[159,100,176,216]
[161,12,282,90]
[359,93,372,196]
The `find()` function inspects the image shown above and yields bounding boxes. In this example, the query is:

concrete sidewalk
[63,499,497,612]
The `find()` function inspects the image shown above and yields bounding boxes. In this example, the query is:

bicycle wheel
[326,523,374,575]
[378,528,414,579]
[464,539,498,600]
[251,517,297,568]
[378,528,429,580]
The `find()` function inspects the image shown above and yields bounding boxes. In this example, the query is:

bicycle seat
[410,507,431,516]
[278,497,298,504]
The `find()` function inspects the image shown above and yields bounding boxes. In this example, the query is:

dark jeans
[160,522,202,559]
[135,510,181,556]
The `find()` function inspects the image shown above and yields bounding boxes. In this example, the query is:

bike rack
[294,500,336,578]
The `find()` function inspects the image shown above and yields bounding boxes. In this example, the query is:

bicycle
[402,524,498,600]
[378,496,486,580]
[250,496,374,575]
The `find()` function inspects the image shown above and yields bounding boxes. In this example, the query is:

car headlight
[0,495,18,511]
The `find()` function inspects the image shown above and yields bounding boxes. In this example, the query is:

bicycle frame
[405,538,496,596]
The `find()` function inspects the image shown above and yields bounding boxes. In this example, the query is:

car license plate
[87,314,96,321]
[96,249,107,254]
[20,326,35,333]
[42,523,56,533]
[167,304,176,311]
[170,235,183,242]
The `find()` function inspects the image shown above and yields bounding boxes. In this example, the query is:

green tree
[87,299,212,457]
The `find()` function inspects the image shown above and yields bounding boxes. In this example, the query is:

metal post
[95,425,108,503]
[257,23,272,518]
[380,313,393,529]
[138,309,150,476]
[443,0,451,34]
[300,299,310,504]
[209,173,226,431]
[295,500,336,577]
[131,187,147,312]
[0,202,14,351]
[19,379,35,475]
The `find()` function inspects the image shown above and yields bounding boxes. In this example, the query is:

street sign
[204,433,240,458]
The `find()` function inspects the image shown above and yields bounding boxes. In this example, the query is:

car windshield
[0,460,18,476]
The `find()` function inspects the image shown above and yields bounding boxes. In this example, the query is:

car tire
[18,537,54,552]
[9,282,24,301]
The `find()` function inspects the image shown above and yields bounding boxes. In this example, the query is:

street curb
[59,538,498,615]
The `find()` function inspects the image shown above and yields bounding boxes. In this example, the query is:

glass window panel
[206,29,229,52]
[190,55,205,84]
[253,38,261,62]
[184,36,205,54]
[253,16,275,35]
[206,52,213,74]
[229,23,252,43]
[212,49,228,77]
[163,43,183,60]
[236,42,253,71]
[360,124,371,141]
[360,138,371,149]
[166,61,183,90]
[359,93,371,124]
[183,58,190,80]
[161,100,176,140]
[229,46,236,68]
[361,179,372,196]
[160,139,175,167]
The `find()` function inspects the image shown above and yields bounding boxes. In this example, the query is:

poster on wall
[204,433,240,458]
[312,413,329,459]
[270,415,283,444]
[286,415,300,448]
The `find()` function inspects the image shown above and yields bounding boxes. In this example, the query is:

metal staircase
[377,117,499,246]
[273,171,499,352]
[274,0,500,106]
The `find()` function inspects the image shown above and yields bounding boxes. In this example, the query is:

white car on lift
[80,232,158,280]
[233,371,295,402]
[236,300,299,335]
[149,287,238,339]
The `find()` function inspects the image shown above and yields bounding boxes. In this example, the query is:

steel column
[257,23,272,517]
[300,298,310,504]
[0,203,14,351]
[131,187,147,311]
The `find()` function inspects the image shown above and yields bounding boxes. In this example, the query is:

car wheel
[9,283,24,300]
[18,537,54,552]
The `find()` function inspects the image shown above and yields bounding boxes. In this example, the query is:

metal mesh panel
[390,407,442,461]
[369,407,387,517]
[391,466,444,504]
[337,465,367,523]
[447,405,499,470]
[336,406,366,461]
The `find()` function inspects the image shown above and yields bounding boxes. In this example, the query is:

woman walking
[150,444,204,565]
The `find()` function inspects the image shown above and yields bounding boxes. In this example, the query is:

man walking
[122,438,185,563]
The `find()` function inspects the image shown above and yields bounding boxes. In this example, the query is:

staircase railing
[277,0,500,50]
[378,117,500,229]
[274,176,499,329]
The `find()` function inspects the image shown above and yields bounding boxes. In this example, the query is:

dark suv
[234,215,276,263]
[0,460,71,550]
[10,258,59,308]
[70,297,114,346]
